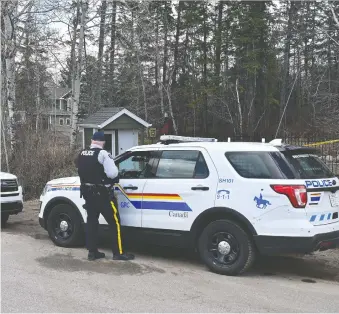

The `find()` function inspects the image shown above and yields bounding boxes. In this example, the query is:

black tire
[1,213,9,227]
[46,204,84,247]
[198,219,255,276]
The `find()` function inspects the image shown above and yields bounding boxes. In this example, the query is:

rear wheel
[198,219,255,276]
[46,204,84,247]
[1,213,9,227]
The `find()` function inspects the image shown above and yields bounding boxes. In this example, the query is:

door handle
[123,186,138,190]
[191,186,209,191]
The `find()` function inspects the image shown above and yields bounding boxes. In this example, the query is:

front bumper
[39,217,46,229]
[254,230,339,255]
[1,201,23,215]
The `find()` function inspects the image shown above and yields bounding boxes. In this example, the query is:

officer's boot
[88,250,106,261]
[112,252,135,261]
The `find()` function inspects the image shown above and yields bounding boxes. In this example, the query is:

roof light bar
[269,139,283,146]
[159,135,218,143]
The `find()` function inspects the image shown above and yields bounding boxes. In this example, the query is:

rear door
[282,151,339,226]
[141,147,218,231]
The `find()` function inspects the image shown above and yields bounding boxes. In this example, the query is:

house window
[67,98,72,111]
[59,118,64,125]
[66,118,71,125]
[59,99,67,111]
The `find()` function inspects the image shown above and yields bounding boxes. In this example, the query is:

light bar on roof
[269,139,283,146]
[159,135,218,143]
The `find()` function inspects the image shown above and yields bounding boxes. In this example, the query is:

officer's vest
[77,148,114,185]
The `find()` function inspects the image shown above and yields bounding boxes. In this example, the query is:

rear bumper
[254,230,339,255]
[1,201,23,215]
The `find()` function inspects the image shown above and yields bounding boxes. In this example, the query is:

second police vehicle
[38,135,339,276]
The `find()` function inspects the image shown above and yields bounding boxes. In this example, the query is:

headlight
[16,177,24,194]
[41,184,52,196]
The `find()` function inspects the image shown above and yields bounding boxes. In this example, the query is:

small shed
[78,107,152,157]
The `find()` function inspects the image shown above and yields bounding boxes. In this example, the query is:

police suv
[1,171,23,226]
[38,135,339,276]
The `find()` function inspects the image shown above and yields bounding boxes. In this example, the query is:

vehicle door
[101,149,158,227]
[141,147,219,231]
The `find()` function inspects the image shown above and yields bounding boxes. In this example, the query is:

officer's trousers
[82,186,124,255]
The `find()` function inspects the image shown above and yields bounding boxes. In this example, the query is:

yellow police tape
[303,139,339,147]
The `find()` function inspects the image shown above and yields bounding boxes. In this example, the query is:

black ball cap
[92,131,105,141]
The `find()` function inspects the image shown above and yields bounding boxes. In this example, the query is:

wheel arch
[190,207,257,246]
[43,197,85,226]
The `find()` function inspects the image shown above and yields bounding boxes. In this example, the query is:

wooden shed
[78,107,152,157]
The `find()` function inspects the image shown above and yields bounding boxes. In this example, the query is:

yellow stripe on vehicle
[110,201,123,254]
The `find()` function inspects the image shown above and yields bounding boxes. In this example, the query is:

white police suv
[38,136,339,275]
[1,171,23,226]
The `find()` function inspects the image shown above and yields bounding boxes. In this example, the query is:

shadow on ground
[2,209,339,282]
[99,234,339,282]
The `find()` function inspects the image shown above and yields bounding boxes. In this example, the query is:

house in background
[13,86,73,139]
[42,87,73,135]
[78,107,152,157]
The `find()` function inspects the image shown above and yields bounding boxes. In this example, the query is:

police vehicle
[1,171,23,226]
[38,135,339,276]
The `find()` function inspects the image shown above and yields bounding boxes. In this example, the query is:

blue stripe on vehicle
[51,187,80,191]
[310,213,338,222]
[131,200,192,212]
[51,185,193,212]
[310,196,320,202]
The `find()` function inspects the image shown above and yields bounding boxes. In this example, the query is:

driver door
[112,149,158,228]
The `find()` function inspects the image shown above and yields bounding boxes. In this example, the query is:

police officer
[77,131,134,261]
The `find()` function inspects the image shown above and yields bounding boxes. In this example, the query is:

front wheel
[46,204,84,247]
[198,219,255,276]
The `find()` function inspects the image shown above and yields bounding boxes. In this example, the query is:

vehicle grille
[0,179,18,192]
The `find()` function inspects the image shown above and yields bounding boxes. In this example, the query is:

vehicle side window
[155,150,209,179]
[194,152,210,178]
[282,152,334,179]
[116,151,157,179]
[225,151,285,179]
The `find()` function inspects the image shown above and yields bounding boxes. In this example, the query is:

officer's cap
[92,131,105,142]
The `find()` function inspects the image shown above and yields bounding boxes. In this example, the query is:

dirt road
[1,201,339,312]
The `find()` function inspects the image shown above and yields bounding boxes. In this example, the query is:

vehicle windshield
[282,152,334,179]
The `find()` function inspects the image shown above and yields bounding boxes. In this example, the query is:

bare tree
[330,5,339,28]
[2,0,19,151]
[92,0,107,110]
[70,0,87,148]
[108,0,117,105]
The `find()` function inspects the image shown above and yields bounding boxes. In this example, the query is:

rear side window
[155,150,209,179]
[282,153,334,179]
[225,152,287,179]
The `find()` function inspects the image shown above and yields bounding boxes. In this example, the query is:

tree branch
[330,5,339,28]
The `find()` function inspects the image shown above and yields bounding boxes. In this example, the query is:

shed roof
[78,107,151,128]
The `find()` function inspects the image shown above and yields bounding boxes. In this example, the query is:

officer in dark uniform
[77,131,134,261]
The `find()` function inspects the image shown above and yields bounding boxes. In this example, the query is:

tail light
[271,185,307,208]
